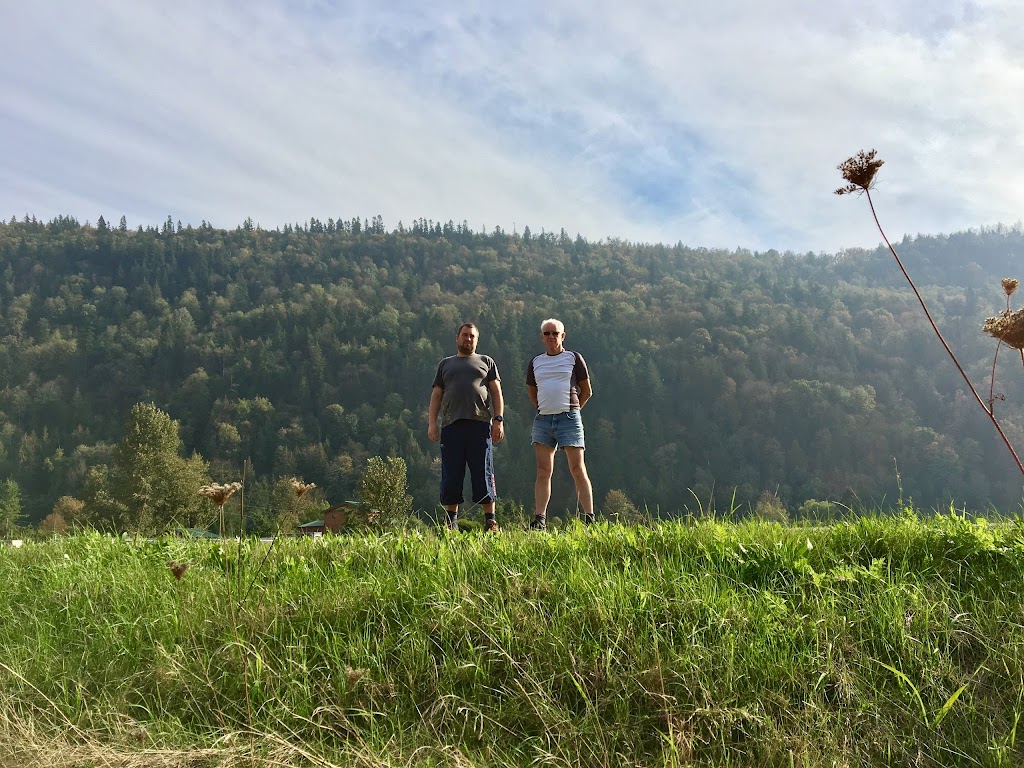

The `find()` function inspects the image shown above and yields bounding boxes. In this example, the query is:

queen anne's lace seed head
[835,149,884,195]
[167,560,190,580]
[198,481,242,507]
[290,478,316,497]
[983,309,1024,350]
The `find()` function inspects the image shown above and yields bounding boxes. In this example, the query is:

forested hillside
[1,214,1022,529]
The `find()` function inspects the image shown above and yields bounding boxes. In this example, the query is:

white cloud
[2,0,1022,252]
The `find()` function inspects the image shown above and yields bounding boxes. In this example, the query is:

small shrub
[358,456,413,529]
[603,489,641,523]
[753,490,788,523]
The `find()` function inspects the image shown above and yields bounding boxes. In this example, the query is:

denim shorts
[531,411,585,449]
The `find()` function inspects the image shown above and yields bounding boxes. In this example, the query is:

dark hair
[457,323,478,334]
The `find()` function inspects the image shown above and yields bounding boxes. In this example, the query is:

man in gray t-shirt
[428,323,505,531]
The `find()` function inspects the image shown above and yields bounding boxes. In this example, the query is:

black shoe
[529,517,547,531]
[582,514,595,526]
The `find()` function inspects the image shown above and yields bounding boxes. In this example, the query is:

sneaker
[529,516,547,531]
[485,518,499,533]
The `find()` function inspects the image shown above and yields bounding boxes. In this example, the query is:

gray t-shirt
[432,354,500,428]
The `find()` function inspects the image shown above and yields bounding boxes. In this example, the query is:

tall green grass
[2,511,1024,767]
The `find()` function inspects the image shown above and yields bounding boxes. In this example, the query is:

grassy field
[1,510,1023,767]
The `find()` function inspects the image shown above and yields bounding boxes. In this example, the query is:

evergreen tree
[0,479,22,538]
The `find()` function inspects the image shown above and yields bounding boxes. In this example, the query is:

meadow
[1,510,1023,767]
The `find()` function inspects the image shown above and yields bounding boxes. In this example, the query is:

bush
[358,456,413,529]
[603,489,640,523]
[753,490,788,522]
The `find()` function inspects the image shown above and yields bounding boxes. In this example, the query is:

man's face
[456,326,478,355]
[541,323,564,353]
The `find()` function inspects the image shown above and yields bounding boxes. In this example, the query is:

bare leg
[564,447,593,518]
[533,443,556,518]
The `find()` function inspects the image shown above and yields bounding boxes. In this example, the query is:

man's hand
[491,421,504,444]
[428,424,440,442]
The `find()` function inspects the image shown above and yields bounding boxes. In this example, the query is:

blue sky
[2,0,1020,253]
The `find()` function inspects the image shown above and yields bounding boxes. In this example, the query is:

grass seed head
[983,308,1024,350]
[1002,278,1019,297]
[835,149,884,195]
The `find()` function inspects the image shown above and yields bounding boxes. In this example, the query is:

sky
[3,0,1023,254]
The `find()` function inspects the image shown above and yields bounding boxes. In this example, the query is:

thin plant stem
[174,575,229,733]
[214,490,254,733]
[989,292,1014,414]
[224,555,254,732]
[241,526,282,609]
[237,463,246,597]
[236,460,256,764]
[864,189,1024,477]
[990,342,1003,413]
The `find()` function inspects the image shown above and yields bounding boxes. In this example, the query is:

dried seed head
[290,478,316,497]
[835,149,884,195]
[167,560,190,580]
[1002,278,1019,297]
[983,308,1024,350]
[198,482,242,507]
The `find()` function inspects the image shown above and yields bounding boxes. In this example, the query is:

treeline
[1,214,1023,530]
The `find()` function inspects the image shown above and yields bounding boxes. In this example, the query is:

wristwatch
[492,415,504,423]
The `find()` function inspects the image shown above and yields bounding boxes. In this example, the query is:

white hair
[540,318,564,332]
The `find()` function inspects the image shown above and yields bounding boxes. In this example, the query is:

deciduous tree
[88,404,209,533]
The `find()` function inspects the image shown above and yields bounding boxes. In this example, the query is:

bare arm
[488,379,505,444]
[578,379,592,409]
[527,384,539,410]
[427,386,443,441]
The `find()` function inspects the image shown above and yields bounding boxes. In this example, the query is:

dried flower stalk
[837,151,1024,479]
[985,279,1024,411]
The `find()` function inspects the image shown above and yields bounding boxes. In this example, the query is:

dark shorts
[439,419,496,506]
[531,411,585,449]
